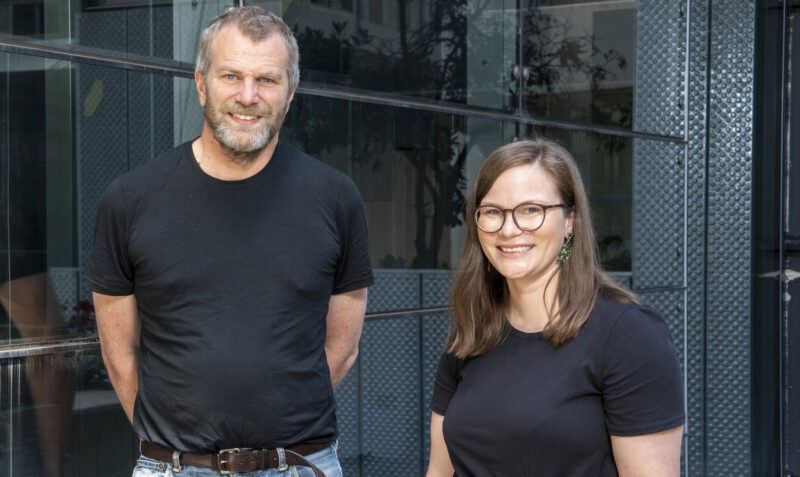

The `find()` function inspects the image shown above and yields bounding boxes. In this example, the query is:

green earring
[557,234,574,265]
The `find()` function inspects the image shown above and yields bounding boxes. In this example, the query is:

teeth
[231,113,257,120]
[500,246,532,253]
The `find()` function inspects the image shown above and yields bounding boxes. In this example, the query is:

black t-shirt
[430,298,685,476]
[85,141,374,453]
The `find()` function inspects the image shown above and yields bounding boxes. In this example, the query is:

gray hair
[195,6,300,90]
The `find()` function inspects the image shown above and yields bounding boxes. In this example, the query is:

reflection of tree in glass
[292,2,470,269]
[405,125,467,269]
[294,1,468,102]
[520,7,630,128]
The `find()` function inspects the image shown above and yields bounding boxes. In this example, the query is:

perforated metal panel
[631,139,685,289]
[686,1,710,475]
[421,312,449,468]
[421,271,452,308]
[705,1,755,474]
[634,0,686,137]
[367,269,420,313]
[361,316,421,476]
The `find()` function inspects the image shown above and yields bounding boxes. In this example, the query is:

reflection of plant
[67,300,97,337]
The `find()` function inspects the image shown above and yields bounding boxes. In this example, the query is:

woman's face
[477,163,573,288]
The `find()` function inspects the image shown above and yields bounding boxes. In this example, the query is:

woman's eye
[484,208,501,216]
[521,207,542,215]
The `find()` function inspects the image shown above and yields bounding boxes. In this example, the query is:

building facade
[0,0,796,475]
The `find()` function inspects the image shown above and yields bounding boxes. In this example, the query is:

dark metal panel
[367,270,420,314]
[686,1,710,475]
[421,271,452,309]
[360,316,421,476]
[635,0,687,137]
[706,0,756,474]
[421,312,448,470]
[631,139,685,289]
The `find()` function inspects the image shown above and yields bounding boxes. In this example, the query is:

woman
[427,139,684,476]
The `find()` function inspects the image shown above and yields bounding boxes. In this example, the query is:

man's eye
[260,77,273,83]
[225,74,236,80]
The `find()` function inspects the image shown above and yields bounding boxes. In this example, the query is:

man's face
[195,26,295,156]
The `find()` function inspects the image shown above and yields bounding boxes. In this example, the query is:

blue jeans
[131,443,342,477]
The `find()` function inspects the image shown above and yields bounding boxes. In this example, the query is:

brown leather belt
[140,440,328,476]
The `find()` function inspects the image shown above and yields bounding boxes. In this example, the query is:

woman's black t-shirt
[430,298,685,476]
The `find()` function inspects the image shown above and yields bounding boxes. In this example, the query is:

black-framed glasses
[475,202,568,233]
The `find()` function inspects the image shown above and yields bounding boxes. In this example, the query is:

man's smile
[229,112,260,121]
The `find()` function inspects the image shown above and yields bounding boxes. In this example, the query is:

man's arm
[93,292,140,424]
[325,287,368,389]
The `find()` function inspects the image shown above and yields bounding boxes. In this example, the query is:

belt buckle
[218,447,251,475]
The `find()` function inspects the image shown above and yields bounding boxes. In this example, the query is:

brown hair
[195,6,300,90]
[447,138,638,358]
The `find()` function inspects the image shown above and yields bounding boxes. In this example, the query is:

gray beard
[203,100,289,159]
[210,118,273,156]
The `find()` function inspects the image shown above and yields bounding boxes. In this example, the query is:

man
[86,7,373,476]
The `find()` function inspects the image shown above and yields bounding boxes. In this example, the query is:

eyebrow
[478,199,550,207]
[216,65,285,78]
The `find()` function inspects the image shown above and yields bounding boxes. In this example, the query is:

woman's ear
[565,210,574,237]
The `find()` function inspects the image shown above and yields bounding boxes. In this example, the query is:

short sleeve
[84,179,136,296]
[430,351,464,415]
[602,306,685,436]
[331,177,374,294]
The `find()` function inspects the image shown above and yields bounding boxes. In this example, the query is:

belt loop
[277,447,288,471]
[171,450,182,473]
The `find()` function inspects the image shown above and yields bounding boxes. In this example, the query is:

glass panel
[522,0,686,136]
[272,0,517,110]
[522,1,636,128]
[526,125,633,274]
[1,351,137,477]
[0,53,197,347]
[0,0,231,67]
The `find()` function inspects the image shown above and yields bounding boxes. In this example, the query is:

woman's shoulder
[589,297,678,364]
[588,297,674,347]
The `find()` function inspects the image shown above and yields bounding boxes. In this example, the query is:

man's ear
[195,71,207,108]
[287,86,296,105]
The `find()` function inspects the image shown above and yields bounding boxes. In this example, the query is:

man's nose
[236,78,260,105]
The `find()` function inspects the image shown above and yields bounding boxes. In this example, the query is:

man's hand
[94,292,140,424]
[324,288,368,389]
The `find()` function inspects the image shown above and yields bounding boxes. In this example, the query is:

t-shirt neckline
[184,139,282,187]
